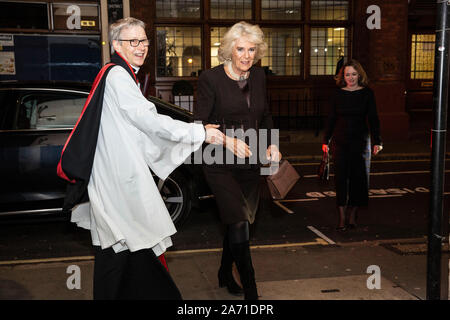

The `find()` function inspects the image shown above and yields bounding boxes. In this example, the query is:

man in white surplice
[69,17,249,300]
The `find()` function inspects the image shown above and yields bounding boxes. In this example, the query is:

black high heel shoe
[218,267,243,296]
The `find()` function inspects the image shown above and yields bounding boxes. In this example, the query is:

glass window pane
[310,27,348,75]
[311,0,348,20]
[261,0,302,20]
[156,26,202,77]
[411,34,435,79]
[18,93,86,129]
[262,28,302,76]
[211,0,251,19]
[0,2,48,29]
[210,27,228,68]
[156,0,201,18]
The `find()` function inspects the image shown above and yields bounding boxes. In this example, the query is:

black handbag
[318,151,330,181]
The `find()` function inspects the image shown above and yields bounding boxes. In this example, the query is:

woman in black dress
[194,21,281,300]
[322,59,383,231]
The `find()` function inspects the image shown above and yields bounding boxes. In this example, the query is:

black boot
[230,241,258,300]
[218,234,243,295]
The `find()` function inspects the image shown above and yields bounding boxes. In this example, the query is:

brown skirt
[203,165,261,225]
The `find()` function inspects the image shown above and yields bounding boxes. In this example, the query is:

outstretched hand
[204,124,225,145]
[266,144,282,162]
[373,144,383,155]
[225,136,252,158]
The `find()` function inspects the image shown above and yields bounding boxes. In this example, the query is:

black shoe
[218,267,243,296]
[336,226,347,232]
[346,223,357,230]
[230,241,259,300]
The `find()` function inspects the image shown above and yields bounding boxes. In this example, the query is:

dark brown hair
[335,59,369,88]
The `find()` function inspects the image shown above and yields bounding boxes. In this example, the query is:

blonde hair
[335,59,369,87]
[218,21,267,64]
[109,17,146,53]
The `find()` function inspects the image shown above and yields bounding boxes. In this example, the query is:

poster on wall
[0,51,15,75]
[0,34,14,47]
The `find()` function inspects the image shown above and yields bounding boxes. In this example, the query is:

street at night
[1,157,449,301]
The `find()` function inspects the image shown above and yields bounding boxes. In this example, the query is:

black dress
[194,64,274,224]
[323,87,382,207]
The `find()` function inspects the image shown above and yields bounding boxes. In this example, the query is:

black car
[0,81,210,226]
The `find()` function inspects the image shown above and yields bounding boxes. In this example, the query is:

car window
[16,91,86,129]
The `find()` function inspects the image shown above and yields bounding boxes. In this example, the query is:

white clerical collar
[131,65,140,74]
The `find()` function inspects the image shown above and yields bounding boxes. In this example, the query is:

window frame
[153,0,353,81]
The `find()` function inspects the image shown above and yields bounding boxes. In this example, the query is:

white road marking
[369,194,403,198]
[279,198,319,202]
[307,226,336,245]
[273,200,294,214]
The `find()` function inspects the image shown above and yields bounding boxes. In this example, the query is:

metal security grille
[310,27,347,75]
[411,34,435,79]
[261,0,302,20]
[210,27,228,68]
[311,0,348,20]
[156,27,202,77]
[262,27,302,76]
[156,0,201,18]
[210,0,252,19]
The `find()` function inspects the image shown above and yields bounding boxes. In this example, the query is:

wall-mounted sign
[53,3,99,31]
[0,34,14,47]
[421,81,433,87]
[0,51,16,75]
[108,0,123,24]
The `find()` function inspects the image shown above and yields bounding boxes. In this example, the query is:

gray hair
[218,21,267,64]
[109,17,146,53]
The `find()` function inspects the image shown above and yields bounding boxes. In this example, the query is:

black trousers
[93,246,182,300]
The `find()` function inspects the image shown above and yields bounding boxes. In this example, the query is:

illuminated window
[211,0,251,19]
[310,27,348,75]
[210,27,228,68]
[156,0,201,18]
[311,0,348,20]
[411,34,435,79]
[262,28,302,76]
[261,0,302,20]
[156,26,202,77]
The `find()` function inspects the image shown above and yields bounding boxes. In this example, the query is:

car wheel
[153,170,192,227]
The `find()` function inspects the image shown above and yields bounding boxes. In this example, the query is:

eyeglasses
[119,39,150,47]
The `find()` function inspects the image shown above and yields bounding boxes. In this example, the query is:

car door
[0,88,87,211]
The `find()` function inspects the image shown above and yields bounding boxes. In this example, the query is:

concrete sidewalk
[2,238,448,300]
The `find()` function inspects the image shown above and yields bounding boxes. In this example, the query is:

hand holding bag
[266,160,300,200]
[318,151,330,181]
